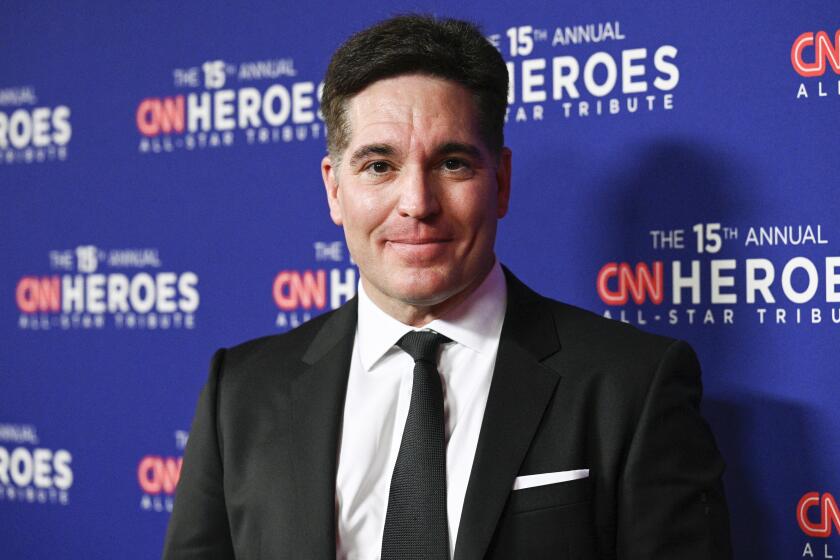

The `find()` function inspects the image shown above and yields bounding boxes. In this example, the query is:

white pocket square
[512,468,590,490]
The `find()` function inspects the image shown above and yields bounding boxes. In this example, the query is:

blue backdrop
[2,2,839,558]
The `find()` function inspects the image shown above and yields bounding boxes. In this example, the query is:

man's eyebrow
[434,142,483,161]
[348,144,396,167]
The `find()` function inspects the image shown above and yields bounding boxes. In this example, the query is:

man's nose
[396,168,441,219]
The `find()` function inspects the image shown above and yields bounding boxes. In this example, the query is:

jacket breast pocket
[507,475,591,514]
[487,477,596,560]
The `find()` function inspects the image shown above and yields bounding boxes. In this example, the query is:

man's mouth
[385,238,453,260]
[387,237,451,244]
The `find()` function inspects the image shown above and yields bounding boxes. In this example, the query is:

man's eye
[443,159,467,171]
[443,158,470,173]
[367,161,391,174]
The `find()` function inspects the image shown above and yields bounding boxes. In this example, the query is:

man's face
[321,74,511,319]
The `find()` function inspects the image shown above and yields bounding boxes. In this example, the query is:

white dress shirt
[335,261,507,560]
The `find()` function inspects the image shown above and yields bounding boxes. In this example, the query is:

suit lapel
[290,298,357,559]
[454,270,562,560]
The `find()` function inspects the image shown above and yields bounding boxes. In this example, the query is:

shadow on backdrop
[592,140,815,556]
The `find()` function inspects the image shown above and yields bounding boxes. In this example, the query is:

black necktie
[381,330,451,560]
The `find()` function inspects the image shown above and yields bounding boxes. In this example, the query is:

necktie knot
[397,330,450,364]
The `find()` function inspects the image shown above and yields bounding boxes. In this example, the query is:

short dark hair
[321,14,508,161]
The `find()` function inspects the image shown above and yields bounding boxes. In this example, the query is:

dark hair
[321,14,508,161]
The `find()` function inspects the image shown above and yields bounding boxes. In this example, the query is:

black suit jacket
[163,270,731,559]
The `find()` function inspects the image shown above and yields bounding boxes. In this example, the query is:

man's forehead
[342,74,483,156]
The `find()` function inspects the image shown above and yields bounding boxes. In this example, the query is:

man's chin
[386,275,462,308]
[381,259,493,310]
[391,286,456,307]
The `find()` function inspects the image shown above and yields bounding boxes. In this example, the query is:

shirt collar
[357,260,507,372]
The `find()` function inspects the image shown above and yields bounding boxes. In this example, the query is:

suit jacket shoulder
[505,268,682,394]
[224,300,352,372]
[164,300,360,560]
[489,270,730,559]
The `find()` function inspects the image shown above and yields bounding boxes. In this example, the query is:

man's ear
[495,147,512,218]
[321,155,343,226]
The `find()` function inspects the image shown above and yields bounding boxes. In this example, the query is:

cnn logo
[137,455,182,495]
[791,30,840,77]
[136,96,185,137]
[273,270,327,311]
[597,262,663,306]
[798,492,840,537]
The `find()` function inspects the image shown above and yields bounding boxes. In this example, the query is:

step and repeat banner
[2,2,838,558]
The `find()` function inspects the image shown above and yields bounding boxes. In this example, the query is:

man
[164,15,731,560]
